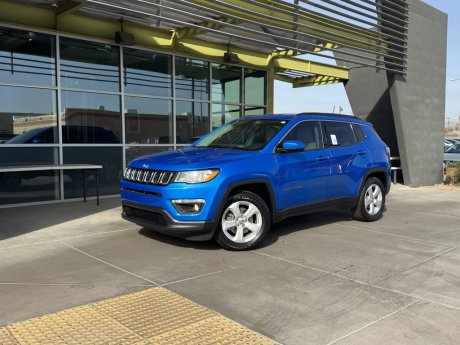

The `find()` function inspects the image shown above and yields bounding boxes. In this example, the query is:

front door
[276,121,331,210]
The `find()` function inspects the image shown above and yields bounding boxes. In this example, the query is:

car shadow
[138,208,355,251]
[138,227,221,251]
[258,208,355,249]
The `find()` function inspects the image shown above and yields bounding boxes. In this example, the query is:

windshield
[196,119,288,151]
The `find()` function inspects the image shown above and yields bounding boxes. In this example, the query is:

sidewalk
[1,185,459,344]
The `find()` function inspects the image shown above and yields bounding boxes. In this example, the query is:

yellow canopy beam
[176,17,240,39]
[293,76,343,88]
[274,57,349,80]
[56,0,84,18]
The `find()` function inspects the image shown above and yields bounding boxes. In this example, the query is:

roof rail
[295,112,360,120]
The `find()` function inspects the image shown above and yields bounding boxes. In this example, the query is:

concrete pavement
[0,184,459,344]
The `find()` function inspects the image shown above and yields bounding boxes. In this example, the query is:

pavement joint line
[370,245,458,286]
[370,284,460,312]
[162,256,270,287]
[59,241,159,286]
[0,282,153,287]
[255,249,348,272]
[0,226,139,250]
[390,207,460,219]
[254,251,460,312]
[335,223,456,248]
[254,251,338,276]
[325,299,421,345]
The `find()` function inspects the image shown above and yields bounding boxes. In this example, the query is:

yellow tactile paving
[7,306,142,345]
[148,315,276,345]
[0,327,18,345]
[0,288,278,345]
[92,287,214,338]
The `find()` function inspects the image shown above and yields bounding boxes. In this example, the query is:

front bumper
[121,200,216,241]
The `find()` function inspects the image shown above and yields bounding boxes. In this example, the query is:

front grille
[123,206,168,226]
[123,167,174,185]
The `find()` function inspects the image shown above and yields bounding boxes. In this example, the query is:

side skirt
[274,196,358,223]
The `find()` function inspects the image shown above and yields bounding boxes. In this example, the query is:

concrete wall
[336,0,447,186]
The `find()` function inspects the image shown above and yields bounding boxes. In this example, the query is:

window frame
[275,120,325,153]
[321,120,358,148]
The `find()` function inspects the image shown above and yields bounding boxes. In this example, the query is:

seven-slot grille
[123,167,174,185]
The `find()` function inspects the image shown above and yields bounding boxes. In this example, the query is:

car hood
[129,147,256,170]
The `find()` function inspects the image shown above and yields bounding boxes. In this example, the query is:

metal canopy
[0,0,409,87]
[75,0,408,73]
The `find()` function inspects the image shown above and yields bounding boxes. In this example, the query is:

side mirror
[278,140,305,153]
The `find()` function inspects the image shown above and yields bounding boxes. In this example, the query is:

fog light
[171,199,205,214]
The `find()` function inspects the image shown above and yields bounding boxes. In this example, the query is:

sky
[274,0,460,123]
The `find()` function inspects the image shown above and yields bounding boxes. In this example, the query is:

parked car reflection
[1,126,120,191]
[5,125,120,144]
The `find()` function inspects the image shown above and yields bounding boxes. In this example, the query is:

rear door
[323,121,372,198]
[275,120,331,210]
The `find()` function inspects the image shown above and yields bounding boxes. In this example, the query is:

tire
[353,177,385,222]
[216,191,271,250]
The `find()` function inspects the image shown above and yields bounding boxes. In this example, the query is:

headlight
[174,169,219,184]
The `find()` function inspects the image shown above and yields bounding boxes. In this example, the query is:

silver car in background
[444,143,460,162]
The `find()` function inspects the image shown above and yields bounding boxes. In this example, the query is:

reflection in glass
[123,48,171,97]
[61,91,121,143]
[0,147,59,205]
[60,38,119,91]
[0,27,56,86]
[175,57,209,100]
[125,146,173,163]
[176,101,209,144]
[212,104,240,129]
[0,86,57,143]
[125,96,172,144]
[244,68,266,106]
[212,63,241,103]
[244,106,266,116]
[63,147,122,198]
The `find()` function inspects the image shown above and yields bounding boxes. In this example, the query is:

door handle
[316,156,329,162]
[357,150,367,155]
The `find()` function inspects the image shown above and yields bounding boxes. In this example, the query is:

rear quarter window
[323,121,357,147]
[352,124,366,142]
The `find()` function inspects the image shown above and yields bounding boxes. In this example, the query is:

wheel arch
[215,179,277,223]
[360,168,390,196]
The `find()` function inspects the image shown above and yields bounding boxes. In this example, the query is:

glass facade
[0,26,267,205]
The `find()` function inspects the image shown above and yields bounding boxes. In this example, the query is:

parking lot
[1,184,460,344]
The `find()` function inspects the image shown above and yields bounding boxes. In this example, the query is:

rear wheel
[354,177,385,222]
[216,191,271,250]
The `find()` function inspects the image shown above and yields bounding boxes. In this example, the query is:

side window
[353,124,366,142]
[284,121,323,151]
[323,121,357,147]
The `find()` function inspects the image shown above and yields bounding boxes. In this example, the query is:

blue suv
[121,113,391,250]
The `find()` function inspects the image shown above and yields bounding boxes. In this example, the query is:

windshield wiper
[206,144,229,148]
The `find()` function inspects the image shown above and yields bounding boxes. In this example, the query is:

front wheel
[353,177,385,222]
[216,191,271,250]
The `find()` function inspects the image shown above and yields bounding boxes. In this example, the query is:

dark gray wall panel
[335,54,399,157]
[388,0,447,186]
[335,0,447,186]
